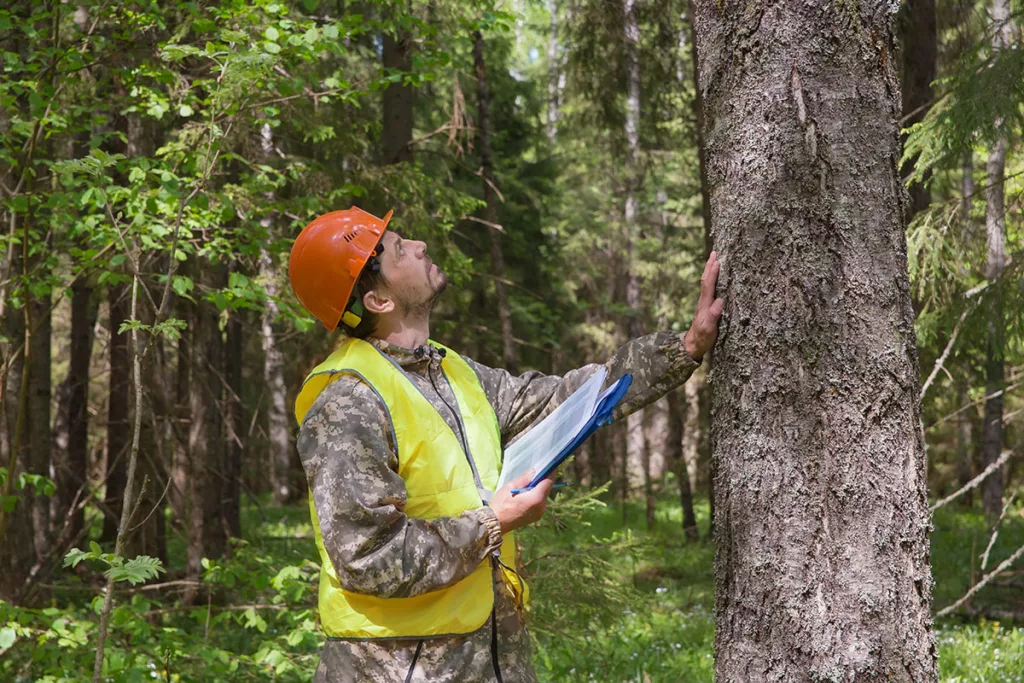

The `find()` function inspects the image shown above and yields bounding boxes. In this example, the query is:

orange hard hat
[288,206,393,331]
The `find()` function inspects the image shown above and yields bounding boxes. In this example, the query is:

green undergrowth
[2,488,1021,681]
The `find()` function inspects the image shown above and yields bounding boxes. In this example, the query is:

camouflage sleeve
[297,375,504,598]
[465,330,700,445]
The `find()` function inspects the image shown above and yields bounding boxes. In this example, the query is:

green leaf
[264,27,279,42]
[263,41,281,55]
[63,547,90,568]
[179,104,194,117]
[90,541,102,556]
[0,626,16,651]
[323,24,339,39]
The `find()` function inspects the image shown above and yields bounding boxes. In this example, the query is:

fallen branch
[930,448,1015,511]
[937,541,1024,617]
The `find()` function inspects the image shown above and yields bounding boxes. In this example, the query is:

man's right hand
[489,470,555,535]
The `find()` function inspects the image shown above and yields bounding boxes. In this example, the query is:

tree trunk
[955,378,973,506]
[260,248,295,504]
[185,264,227,602]
[26,282,52,564]
[668,389,699,541]
[687,0,713,260]
[0,241,35,600]
[979,0,1013,518]
[695,1,937,678]
[169,294,190,525]
[546,0,560,143]
[899,0,936,220]
[102,284,131,545]
[682,369,702,496]
[52,281,97,543]
[382,22,413,164]
[223,301,243,540]
[473,31,519,375]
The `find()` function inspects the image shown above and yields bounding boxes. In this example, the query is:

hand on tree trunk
[684,251,725,361]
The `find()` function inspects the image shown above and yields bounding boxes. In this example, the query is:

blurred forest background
[0,0,1022,680]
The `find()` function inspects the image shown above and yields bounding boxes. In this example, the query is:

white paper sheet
[496,367,607,489]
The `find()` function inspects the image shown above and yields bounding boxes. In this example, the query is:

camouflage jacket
[297,331,699,683]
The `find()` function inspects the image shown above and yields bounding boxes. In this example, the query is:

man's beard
[402,269,448,319]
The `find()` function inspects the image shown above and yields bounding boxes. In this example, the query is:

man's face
[375,230,448,314]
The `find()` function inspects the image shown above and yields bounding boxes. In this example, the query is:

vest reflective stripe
[295,338,525,639]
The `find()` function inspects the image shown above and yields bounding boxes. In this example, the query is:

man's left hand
[684,251,725,361]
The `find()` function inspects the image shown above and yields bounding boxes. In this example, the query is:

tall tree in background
[102,284,130,545]
[899,0,937,220]
[382,4,414,165]
[980,0,1014,519]
[695,0,937,678]
[473,28,519,374]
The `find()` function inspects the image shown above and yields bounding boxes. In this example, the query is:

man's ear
[362,288,395,315]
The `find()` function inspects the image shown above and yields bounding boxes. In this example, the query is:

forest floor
[230,488,1024,682]
[520,491,1024,682]
[5,490,1022,681]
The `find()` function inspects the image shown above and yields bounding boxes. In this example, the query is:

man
[290,206,723,682]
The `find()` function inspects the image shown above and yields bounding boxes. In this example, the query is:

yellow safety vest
[295,337,525,639]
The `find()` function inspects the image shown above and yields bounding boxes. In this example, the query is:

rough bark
[473,31,519,375]
[687,0,713,260]
[52,281,97,542]
[694,1,937,679]
[102,284,131,545]
[668,389,699,541]
[899,0,936,220]
[382,23,413,164]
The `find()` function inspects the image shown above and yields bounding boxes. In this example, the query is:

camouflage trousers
[313,570,537,683]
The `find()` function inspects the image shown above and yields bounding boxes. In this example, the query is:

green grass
[26,489,1019,681]
[523,489,1024,682]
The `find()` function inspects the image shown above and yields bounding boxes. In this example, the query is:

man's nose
[414,240,427,258]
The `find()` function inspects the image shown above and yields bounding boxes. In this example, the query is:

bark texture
[694,1,937,679]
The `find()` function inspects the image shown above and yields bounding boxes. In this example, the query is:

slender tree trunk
[185,264,227,602]
[546,0,560,143]
[668,390,699,541]
[642,398,670,529]
[899,0,936,220]
[52,282,97,542]
[223,301,243,540]
[27,281,52,564]
[0,240,35,599]
[473,31,519,375]
[382,19,413,164]
[695,1,937,678]
[257,125,295,505]
[169,294,190,525]
[955,378,974,506]
[260,248,294,504]
[682,369,702,496]
[980,0,1013,517]
[622,0,647,518]
[102,284,131,545]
